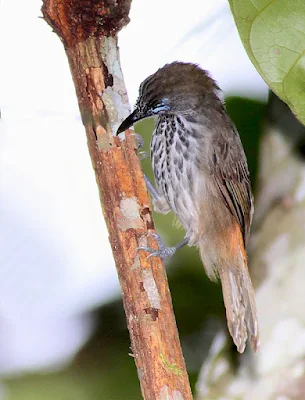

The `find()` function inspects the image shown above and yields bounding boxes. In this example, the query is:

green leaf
[229,0,305,126]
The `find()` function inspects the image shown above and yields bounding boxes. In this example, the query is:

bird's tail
[198,223,259,353]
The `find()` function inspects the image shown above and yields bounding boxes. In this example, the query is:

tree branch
[41,0,193,398]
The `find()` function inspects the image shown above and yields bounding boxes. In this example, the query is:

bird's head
[116,61,221,134]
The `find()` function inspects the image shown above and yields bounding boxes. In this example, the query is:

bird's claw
[137,233,176,260]
[130,134,148,159]
[130,133,144,150]
[139,151,148,160]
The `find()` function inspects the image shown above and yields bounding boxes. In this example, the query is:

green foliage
[229,0,305,126]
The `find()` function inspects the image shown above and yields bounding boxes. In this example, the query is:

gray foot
[131,133,144,149]
[138,233,177,260]
[130,133,148,159]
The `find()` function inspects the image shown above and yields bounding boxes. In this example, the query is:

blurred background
[1,0,305,399]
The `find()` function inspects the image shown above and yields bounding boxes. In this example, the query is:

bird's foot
[139,151,149,160]
[138,233,177,260]
[130,133,148,159]
[131,133,144,150]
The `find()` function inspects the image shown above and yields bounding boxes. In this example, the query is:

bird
[117,61,259,353]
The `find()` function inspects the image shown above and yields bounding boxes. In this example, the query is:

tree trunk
[41,1,193,399]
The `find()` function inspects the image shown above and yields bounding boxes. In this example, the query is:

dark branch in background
[41,0,193,399]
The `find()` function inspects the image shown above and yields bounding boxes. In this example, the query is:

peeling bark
[41,1,192,399]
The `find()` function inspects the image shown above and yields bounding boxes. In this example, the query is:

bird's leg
[138,233,189,260]
[143,175,161,202]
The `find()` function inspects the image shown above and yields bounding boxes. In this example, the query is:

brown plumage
[117,62,259,353]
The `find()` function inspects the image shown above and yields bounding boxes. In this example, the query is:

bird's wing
[210,127,253,245]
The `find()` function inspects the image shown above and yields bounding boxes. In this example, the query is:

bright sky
[0,0,267,374]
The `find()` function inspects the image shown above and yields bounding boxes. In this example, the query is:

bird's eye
[151,103,170,114]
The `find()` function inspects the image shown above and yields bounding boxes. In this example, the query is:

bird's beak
[116,109,145,135]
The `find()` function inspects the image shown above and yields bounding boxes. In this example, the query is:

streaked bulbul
[117,62,259,353]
